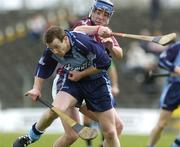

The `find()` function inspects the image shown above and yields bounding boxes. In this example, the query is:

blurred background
[0,0,180,136]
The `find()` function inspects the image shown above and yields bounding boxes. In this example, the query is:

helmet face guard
[90,0,114,17]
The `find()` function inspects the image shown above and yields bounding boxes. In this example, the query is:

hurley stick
[37,97,98,140]
[112,32,176,46]
[148,71,180,78]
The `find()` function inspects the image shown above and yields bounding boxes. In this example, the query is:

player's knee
[116,120,124,136]
[103,128,117,140]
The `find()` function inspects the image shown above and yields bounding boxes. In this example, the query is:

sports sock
[28,123,44,142]
[172,137,180,147]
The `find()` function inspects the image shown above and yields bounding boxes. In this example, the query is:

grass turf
[0,132,176,147]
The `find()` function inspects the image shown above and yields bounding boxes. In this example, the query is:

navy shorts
[160,82,180,111]
[56,73,114,112]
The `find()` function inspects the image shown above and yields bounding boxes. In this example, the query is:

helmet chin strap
[106,18,110,25]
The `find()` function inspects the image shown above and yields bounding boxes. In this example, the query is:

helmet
[89,0,114,17]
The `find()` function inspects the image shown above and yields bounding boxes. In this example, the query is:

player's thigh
[79,105,98,121]
[66,107,80,121]
[95,108,116,132]
[52,91,78,111]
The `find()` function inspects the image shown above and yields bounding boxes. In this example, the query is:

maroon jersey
[73,16,120,48]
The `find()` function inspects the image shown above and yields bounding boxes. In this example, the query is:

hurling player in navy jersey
[13,26,121,147]
[52,1,123,147]
[147,41,180,147]
[72,1,123,146]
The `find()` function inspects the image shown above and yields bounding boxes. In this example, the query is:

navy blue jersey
[160,82,180,111]
[159,41,180,111]
[159,41,180,83]
[35,30,111,79]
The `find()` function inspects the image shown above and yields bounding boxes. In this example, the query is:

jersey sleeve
[111,36,120,47]
[159,42,180,72]
[35,48,58,79]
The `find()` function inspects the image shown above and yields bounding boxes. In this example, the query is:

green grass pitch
[0,132,176,147]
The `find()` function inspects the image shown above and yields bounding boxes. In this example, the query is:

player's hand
[111,86,120,96]
[97,26,112,38]
[101,37,113,50]
[24,88,41,101]
[68,71,82,81]
[174,66,180,74]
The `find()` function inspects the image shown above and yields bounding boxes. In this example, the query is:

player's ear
[63,36,69,43]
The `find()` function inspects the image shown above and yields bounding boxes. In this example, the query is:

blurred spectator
[5,26,16,42]
[150,0,162,31]
[64,8,78,29]
[140,29,167,57]
[57,8,78,30]
[0,30,5,45]
[27,14,46,41]
[57,9,69,29]
[139,29,167,92]
[45,12,58,30]
[126,41,157,74]
[15,22,27,38]
[125,28,172,95]
[125,41,160,93]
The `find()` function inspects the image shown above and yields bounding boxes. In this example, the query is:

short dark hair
[43,26,65,44]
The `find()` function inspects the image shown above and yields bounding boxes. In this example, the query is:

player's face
[47,37,69,57]
[91,8,110,26]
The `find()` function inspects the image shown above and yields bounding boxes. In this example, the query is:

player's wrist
[32,85,41,91]
[96,26,101,34]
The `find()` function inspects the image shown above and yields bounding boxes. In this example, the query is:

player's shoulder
[70,31,92,46]
[169,41,180,50]
[74,16,93,27]
[173,41,180,47]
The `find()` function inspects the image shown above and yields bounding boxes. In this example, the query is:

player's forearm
[80,66,101,78]
[74,25,99,35]
[110,46,123,59]
[33,76,44,91]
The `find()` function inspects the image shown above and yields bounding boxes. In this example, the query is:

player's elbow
[112,47,123,60]
[117,50,123,59]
